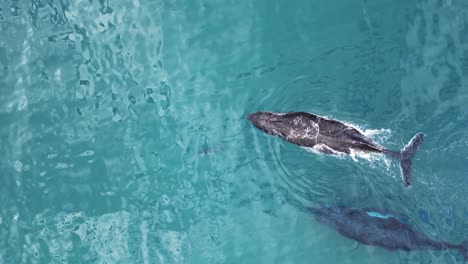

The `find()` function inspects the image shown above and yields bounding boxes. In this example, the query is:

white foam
[345,149,392,172]
[301,146,321,155]
[303,144,346,156]
[340,121,391,139]
[362,128,392,138]
[302,144,386,163]
[349,149,386,164]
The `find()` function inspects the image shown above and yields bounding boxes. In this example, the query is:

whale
[247,111,424,187]
[308,206,468,260]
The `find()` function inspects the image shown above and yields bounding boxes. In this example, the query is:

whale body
[247,111,424,187]
[308,206,468,260]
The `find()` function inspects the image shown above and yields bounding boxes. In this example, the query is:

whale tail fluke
[399,133,425,187]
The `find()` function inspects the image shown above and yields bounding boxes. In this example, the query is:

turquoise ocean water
[1,0,468,263]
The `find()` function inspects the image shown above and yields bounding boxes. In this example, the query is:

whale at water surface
[308,206,468,260]
[248,111,425,187]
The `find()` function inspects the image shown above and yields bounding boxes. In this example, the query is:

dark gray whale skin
[247,111,425,187]
[308,206,468,260]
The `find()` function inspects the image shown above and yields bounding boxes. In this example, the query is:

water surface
[1,0,468,263]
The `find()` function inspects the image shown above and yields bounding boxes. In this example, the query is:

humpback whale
[247,111,424,187]
[308,206,468,260]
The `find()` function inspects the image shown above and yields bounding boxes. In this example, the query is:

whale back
[309,207,445,251]
[248,111,385,152]
[315,117,385,153]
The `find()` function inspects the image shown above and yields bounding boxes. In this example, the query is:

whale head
[247,111,290,138]
[247,111,319,144]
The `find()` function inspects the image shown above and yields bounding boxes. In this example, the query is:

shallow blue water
[1,0,468,263]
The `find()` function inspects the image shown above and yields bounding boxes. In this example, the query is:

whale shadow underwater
[308,206,468,260]
[248,111,425,187]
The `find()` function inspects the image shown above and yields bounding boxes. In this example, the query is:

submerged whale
[308,206,468,260]
[247,111,424,187]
